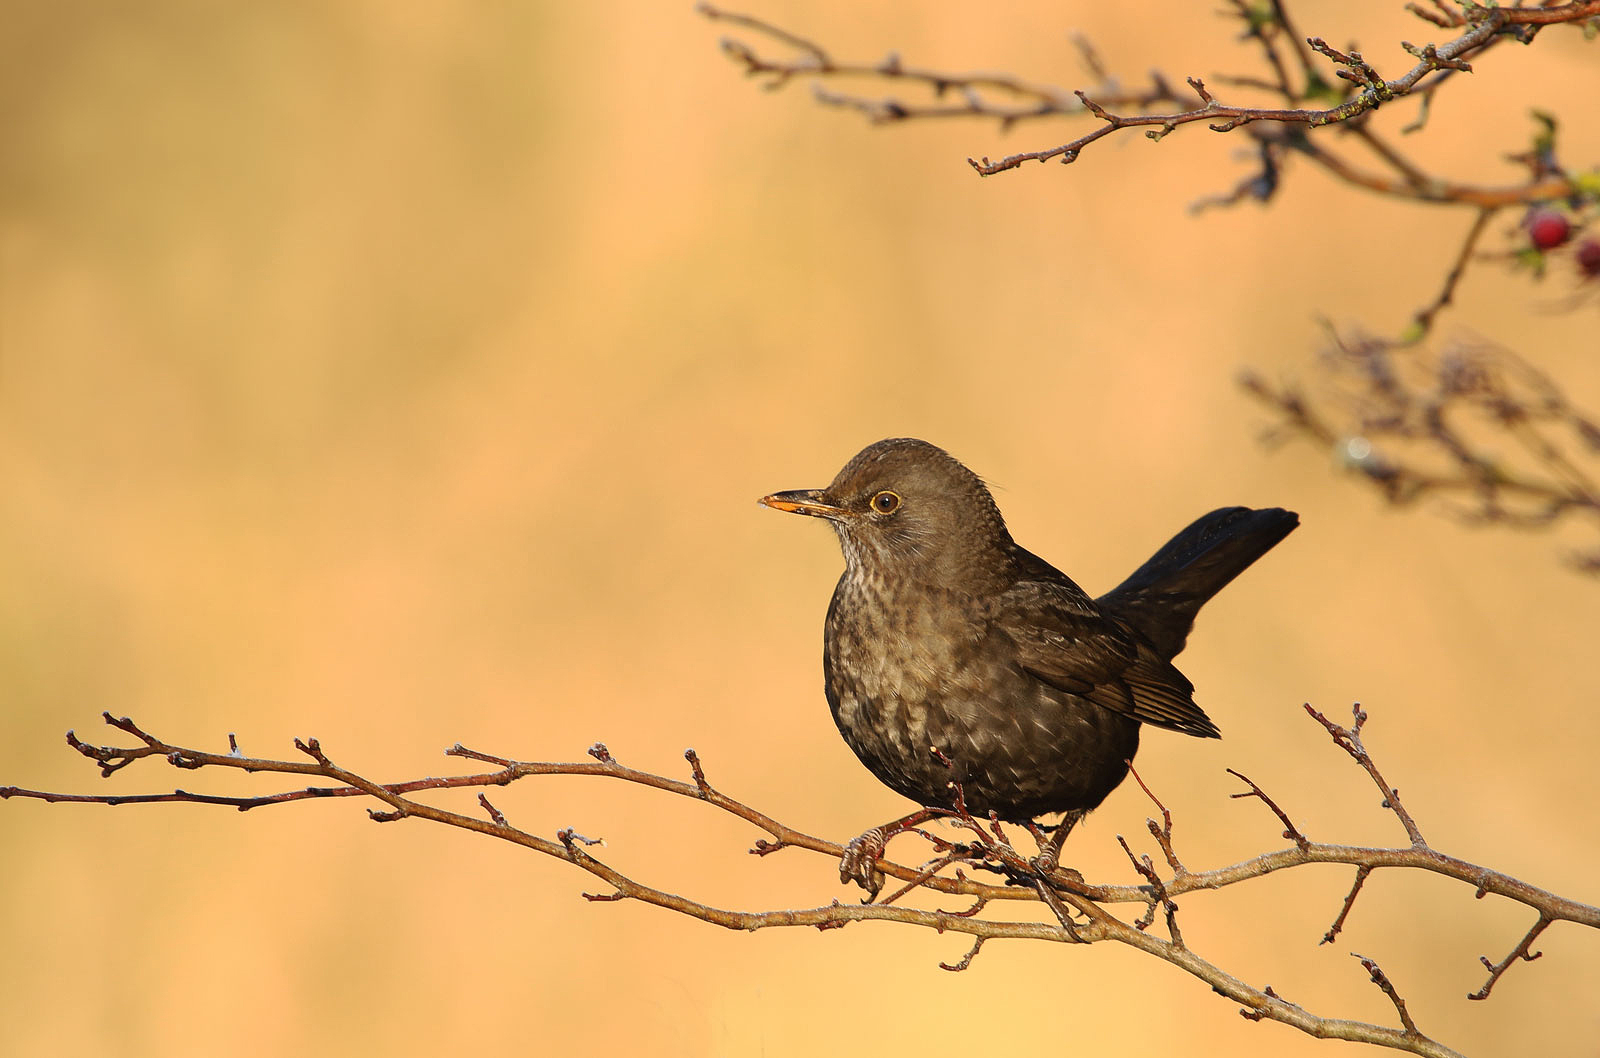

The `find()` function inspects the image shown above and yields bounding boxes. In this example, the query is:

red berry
[1525,208,1571,251]
[1577,238,1600,279]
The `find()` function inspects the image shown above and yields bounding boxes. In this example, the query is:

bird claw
[840,827,890,902]
[1029,856,1085,888]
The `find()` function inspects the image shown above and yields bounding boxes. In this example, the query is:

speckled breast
[822,574,1139,820]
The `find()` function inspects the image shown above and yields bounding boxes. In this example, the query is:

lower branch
[6,704,1596,1057]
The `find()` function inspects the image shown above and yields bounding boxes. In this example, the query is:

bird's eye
[870,490,901,515]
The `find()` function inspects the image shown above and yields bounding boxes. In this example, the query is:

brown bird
[760,438,1296,897]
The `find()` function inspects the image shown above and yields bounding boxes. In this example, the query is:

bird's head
[760,438,1016,587]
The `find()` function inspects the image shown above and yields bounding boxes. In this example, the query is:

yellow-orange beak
[759,489,844,519]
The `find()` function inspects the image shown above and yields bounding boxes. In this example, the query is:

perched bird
[760,438,1296,896]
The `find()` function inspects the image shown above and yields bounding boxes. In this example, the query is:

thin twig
[1355,954,1421,1036]
[1470,915,1551,1000]
[1306,705,1426,847]
[1325,865,1374,944]
[1408,207,1497,339]
[1229,768,1312,851]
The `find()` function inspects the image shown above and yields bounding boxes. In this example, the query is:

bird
[759,438,1297,897]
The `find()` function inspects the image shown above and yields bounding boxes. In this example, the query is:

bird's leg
[1029,808,1087,878]
[840,807,942,902]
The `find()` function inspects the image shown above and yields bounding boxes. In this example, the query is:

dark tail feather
[1097,507,1298,660]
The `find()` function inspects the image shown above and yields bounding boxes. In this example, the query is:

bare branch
[1228,767,1312,851]
[1127,762,1187,874]
[8,704,1598,1054]
[1408,207,1497,339]
[703,0,1600,195]
[1243,333,1600,573]
[1286,134,1575,208]
[1355,954,1421,1036]
[1470,915,1552,1000]
[1325,865,1375,945]
[1307,704,1426,847]
[1416,0,1600,28]
[699,1,1181,129]
[939,935,988,972]
[684,747,712,796]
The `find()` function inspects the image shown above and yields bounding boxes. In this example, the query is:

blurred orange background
[3,4,1597,1057]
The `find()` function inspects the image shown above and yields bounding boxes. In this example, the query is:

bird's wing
[997,580,1221,739]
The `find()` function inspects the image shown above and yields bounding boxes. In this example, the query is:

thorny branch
[1240,331,1600,573]
[6,706,1598,1057]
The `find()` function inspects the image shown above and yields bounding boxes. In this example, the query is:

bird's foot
[1026,811,1086,886]
[1029,837,1059,876]
[1028,856,1085,889]
[838,808,942,902]
[840,827,890,902]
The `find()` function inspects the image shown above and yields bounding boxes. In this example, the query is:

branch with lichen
[5,704,1596,1057]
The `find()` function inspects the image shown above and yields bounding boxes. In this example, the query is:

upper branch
[701,0,1598,213]
[699,2,1184,128]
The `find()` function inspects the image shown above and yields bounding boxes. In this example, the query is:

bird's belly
[825,618,1139,820]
